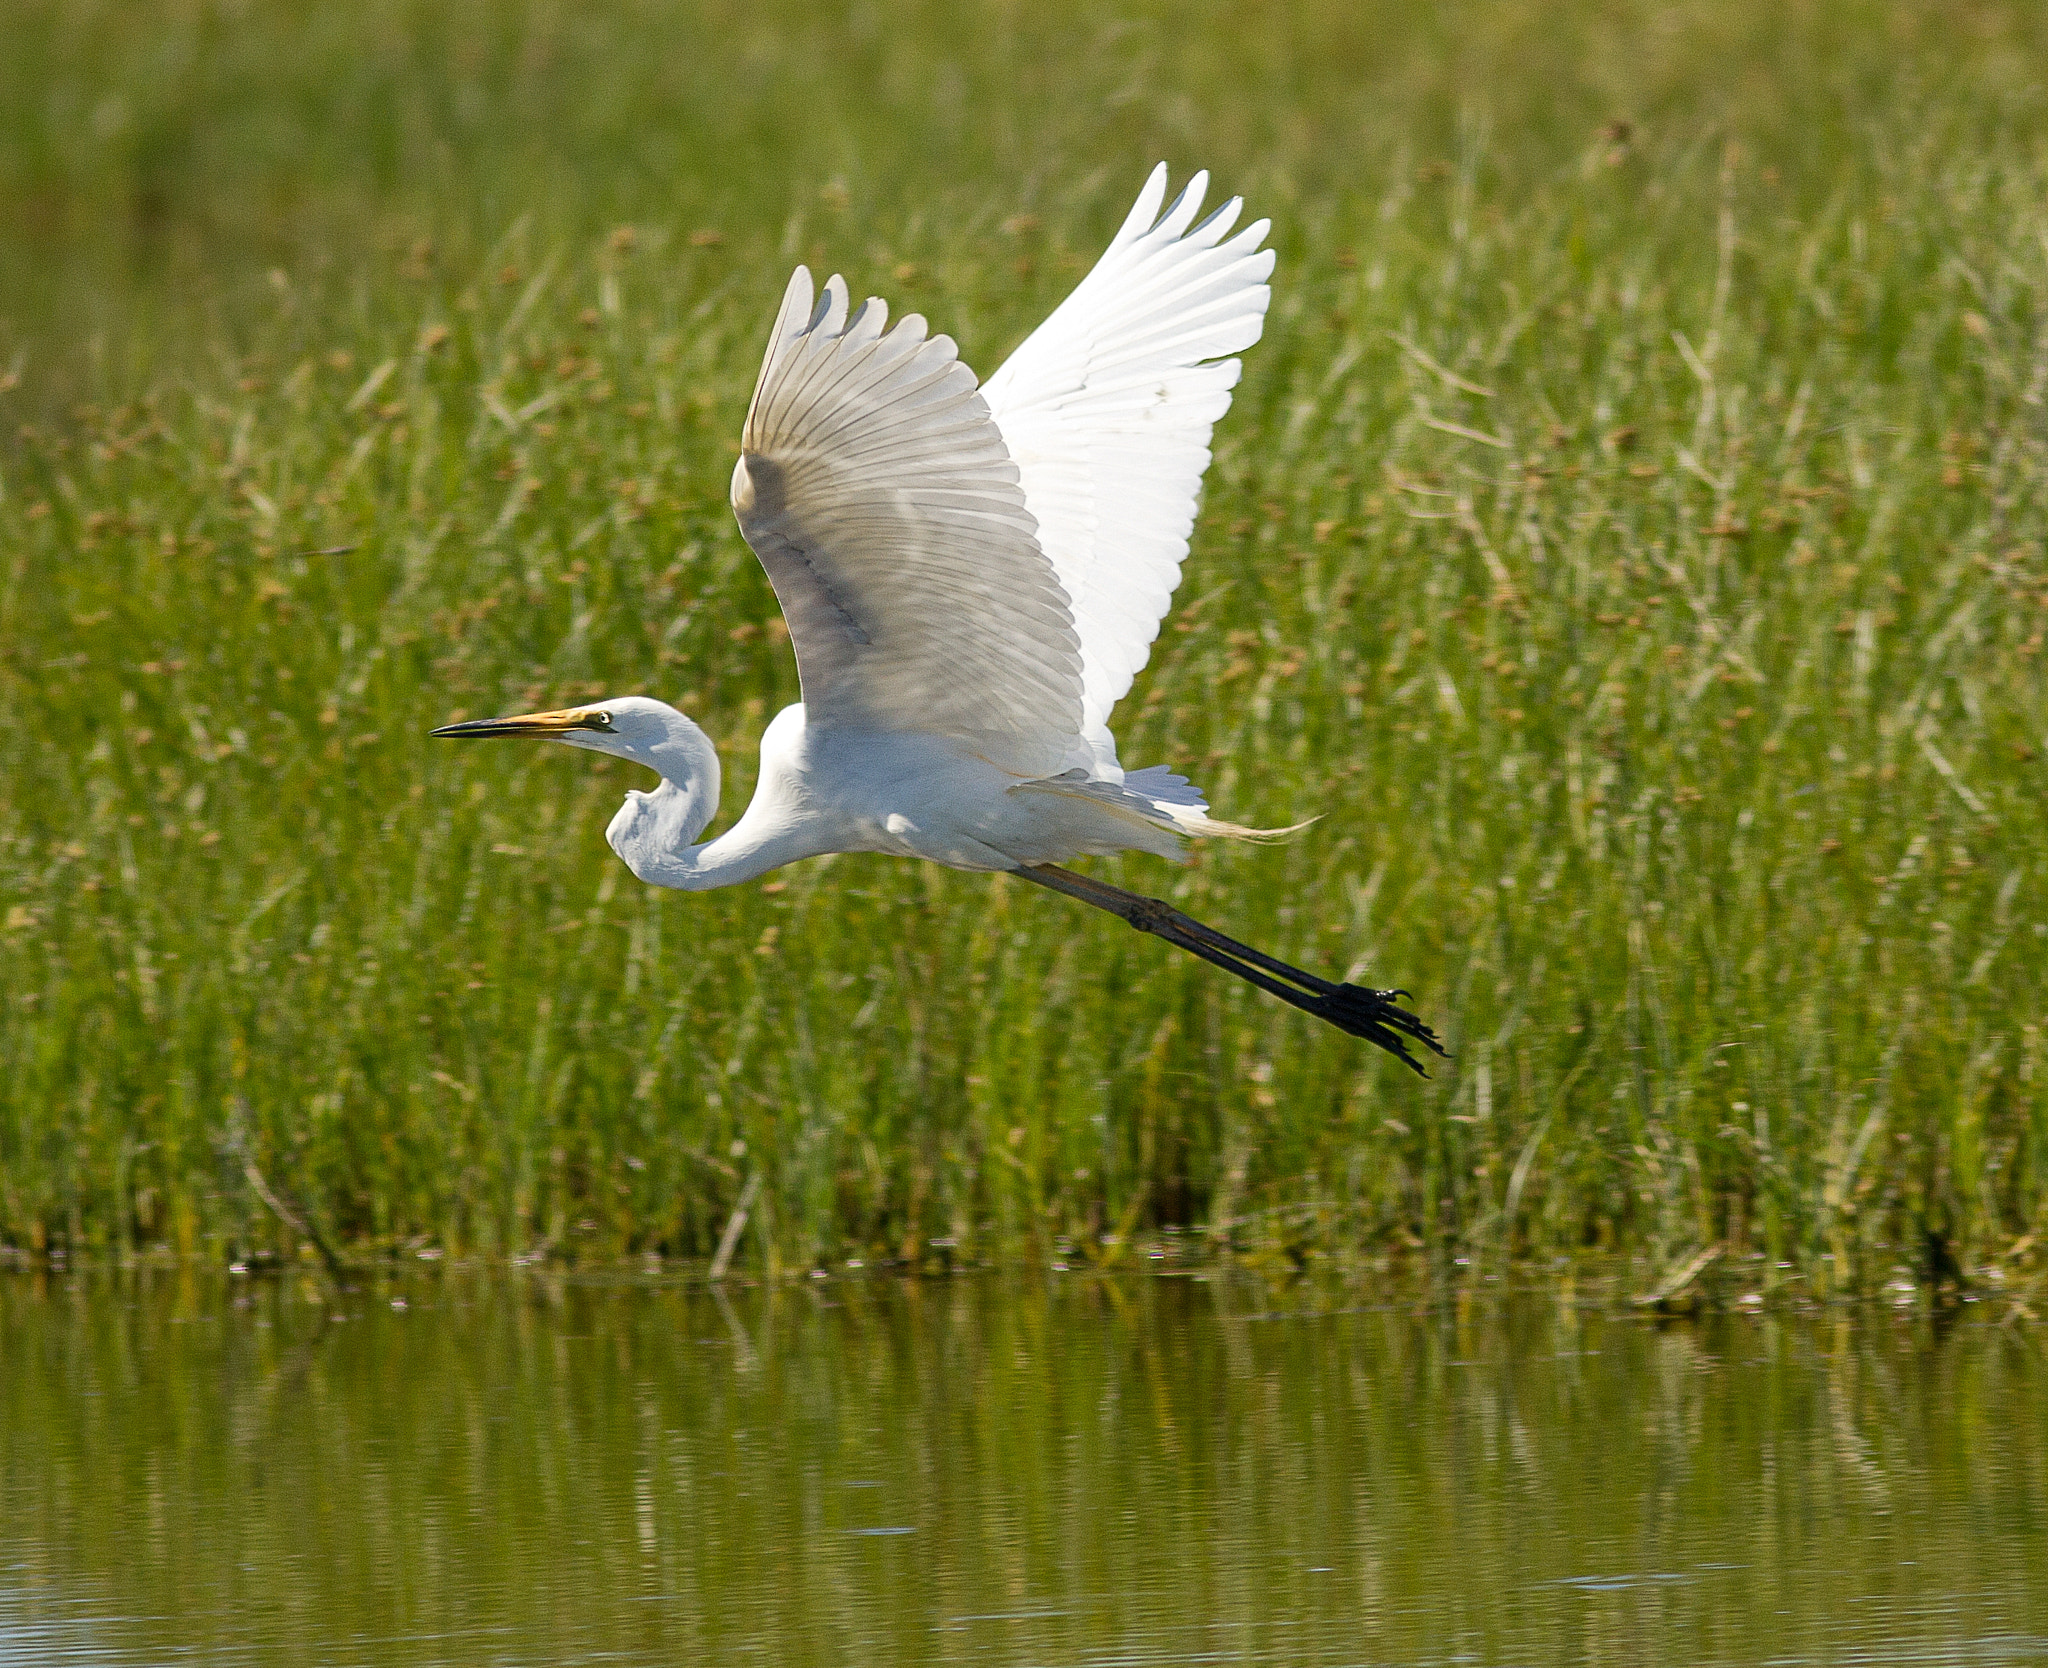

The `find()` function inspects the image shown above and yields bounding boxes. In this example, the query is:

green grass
[2,0,2046,1289]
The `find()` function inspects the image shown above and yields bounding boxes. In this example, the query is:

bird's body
[595,697,1194,893]
[438,166,1445,1069]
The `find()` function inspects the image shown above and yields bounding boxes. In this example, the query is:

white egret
[436,166,1444,1072]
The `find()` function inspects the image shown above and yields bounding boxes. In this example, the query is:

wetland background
[2,0,2048,1293]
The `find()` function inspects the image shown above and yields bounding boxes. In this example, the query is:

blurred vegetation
[1,0,2045,1289]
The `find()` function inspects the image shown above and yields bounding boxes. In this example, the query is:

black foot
[1310,984,1449,1076]
[1007,865,1447,1073]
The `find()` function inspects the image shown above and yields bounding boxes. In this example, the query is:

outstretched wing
[980,166,1274,774]
[733,268,1085,778]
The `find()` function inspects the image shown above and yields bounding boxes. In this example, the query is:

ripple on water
[0,1276,2043,1668]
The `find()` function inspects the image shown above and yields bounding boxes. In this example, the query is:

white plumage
[436,166,1445,1067]
[731,162,1273,799]
[735,272,1084,780]
[983,165,1275,777]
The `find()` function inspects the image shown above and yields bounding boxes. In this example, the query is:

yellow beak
[430,707,609,739]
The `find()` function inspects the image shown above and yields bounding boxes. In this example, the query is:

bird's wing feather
[733,268,1085,778]
[980,166,1273,772]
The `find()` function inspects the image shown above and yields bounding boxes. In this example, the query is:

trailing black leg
[1010,865,1447,1075]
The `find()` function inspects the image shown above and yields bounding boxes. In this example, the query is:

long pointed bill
[430,708,607,739]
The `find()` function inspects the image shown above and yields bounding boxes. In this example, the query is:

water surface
[2,1271,2042,1666]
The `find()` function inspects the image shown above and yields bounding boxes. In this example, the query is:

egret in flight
[436,167,1445,1072]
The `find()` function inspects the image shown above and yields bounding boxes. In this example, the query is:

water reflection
[1,1271,2043,1666]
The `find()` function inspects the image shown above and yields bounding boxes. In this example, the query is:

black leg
[1010,865,1447,1075]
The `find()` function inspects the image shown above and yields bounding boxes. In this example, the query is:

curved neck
[606,714,811,892]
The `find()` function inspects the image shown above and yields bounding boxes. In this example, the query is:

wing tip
[808,274,851,337]
[1115,163,1173,249]
[1156,169,1211,239]
[777,265,816,330]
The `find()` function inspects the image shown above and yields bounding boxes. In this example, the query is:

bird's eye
[595,711,613,729]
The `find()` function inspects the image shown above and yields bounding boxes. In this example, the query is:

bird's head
[435,694,723,872]
[431,694,703,776]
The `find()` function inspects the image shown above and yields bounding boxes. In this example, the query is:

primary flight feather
[436,165,1445,1071]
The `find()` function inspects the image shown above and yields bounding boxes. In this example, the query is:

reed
[2,0,2044,1289]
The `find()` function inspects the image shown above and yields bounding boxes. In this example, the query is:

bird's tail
[1121,764,1314,843]
[1010,766,1312,854]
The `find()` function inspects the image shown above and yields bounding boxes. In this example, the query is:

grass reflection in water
[2,1271,2044,1667]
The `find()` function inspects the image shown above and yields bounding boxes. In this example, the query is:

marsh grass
[2,0,2045,1289]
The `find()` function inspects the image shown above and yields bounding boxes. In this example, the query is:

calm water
[1,1270,2042,1667]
